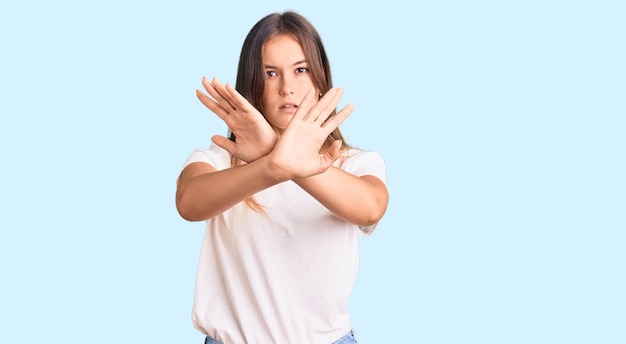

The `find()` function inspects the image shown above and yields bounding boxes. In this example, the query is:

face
[261,33,318,133]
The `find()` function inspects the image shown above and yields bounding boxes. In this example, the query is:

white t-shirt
[184,144,386,344]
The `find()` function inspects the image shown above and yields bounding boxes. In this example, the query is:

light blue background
[1,1,624,343]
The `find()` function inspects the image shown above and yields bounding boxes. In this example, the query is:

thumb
[328,139,343,160]
[211,135,238,155]
[319,140,343,170]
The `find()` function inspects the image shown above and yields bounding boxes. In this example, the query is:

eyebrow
[264,60,308,69]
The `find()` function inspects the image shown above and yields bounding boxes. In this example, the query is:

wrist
[260,154,292,183]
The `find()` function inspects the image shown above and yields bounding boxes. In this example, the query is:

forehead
[262,33,306,63]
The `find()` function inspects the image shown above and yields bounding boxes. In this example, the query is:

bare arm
[175,157,287,221]
[294,167,388,227]
[177,86,352,222]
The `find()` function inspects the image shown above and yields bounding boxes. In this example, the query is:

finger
[211,135,238,156]
[224,83,255,112]
[316,87,340,110]
[313,87,343,123]
[200,76,221,101]
[199,77,231,115]
[303,87,339,123]
[320,102,354,132]
[205,77,237,112]
[196,89,229,121]
[297,87,321,121]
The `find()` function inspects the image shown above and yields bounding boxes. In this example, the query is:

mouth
[280,103,298,109]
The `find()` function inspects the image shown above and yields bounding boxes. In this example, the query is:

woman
[176,11,388,344]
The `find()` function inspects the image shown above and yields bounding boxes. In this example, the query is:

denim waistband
[333,329,357,344]
[204,329,357,344]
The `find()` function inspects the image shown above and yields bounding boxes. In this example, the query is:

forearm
[176,157,287,221]
[293,167,388,227]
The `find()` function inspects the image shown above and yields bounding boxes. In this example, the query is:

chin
[269,119,291,132]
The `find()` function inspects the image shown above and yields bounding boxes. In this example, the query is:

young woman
[176,11,388,344]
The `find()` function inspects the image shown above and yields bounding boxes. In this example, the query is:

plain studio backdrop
[1,1,624,343]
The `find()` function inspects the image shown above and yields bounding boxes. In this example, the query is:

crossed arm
[176,77,388,226]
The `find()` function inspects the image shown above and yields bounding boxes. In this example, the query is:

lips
[280,103,298,109]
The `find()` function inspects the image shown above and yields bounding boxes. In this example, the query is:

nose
[279,75,294,96]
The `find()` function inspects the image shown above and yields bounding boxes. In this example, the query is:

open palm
[269,87,354,179]
[197,77,277,163]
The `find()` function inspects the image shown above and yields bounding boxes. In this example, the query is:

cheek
[260,86,271,106]
[262,83,277,101]
[297,76,316,89]
[301,79,320,98]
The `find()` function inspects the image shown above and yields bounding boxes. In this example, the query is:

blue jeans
[204,329,357,344]
[332,329,358,344]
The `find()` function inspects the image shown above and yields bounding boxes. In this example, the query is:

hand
[268,87,354,179]
[196,77,277,163]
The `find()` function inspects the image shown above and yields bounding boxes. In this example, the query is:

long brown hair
[231,10,348,151]
[232,11,349,211]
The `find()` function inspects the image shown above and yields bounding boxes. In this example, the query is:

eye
[266,70,278,77]
[295,67,309,74]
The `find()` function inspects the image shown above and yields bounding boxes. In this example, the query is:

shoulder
[341,147,385,167]
[183,143,231,170]
[338,147,386,182]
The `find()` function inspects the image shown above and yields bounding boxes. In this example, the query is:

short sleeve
[339,149,387,235]
[183,143,232,171]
